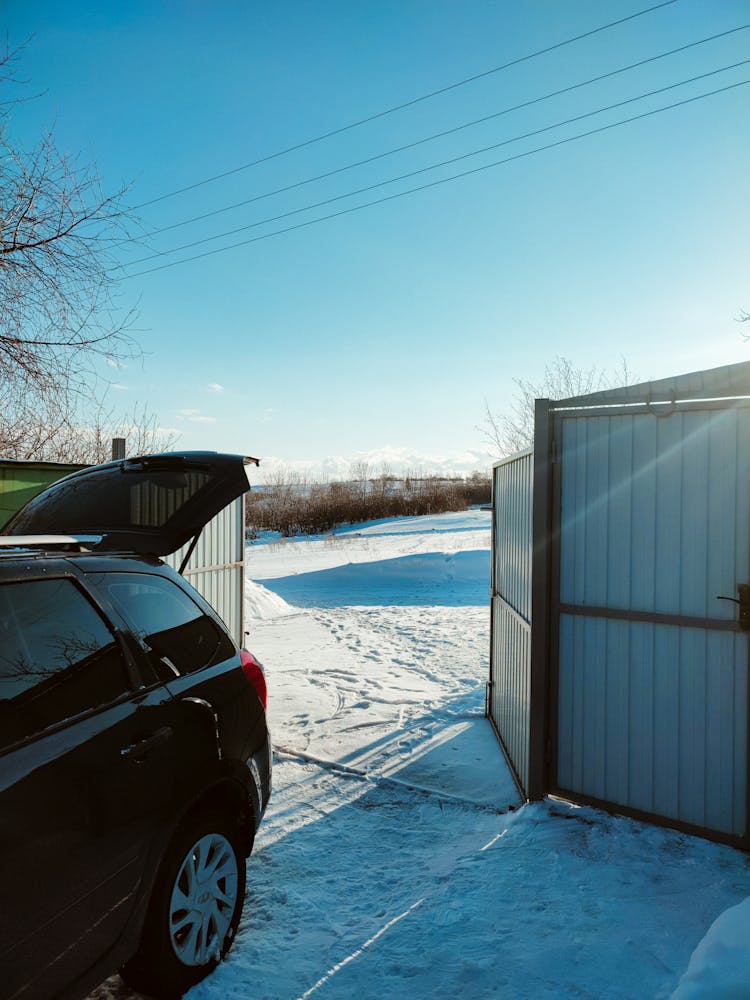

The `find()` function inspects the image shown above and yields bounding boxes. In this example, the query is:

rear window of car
[0,578,131,749]
[9,467,212,533]
[100,573,235,678]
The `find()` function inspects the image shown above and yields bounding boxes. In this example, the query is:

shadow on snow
[256,550,490,609]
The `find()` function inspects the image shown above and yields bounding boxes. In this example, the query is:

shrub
[246,471,491,537]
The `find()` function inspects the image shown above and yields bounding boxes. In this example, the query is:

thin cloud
[177,408,216,424]
[207,382,224,393]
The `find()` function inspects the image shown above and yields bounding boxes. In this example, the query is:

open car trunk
[2,452,259,557]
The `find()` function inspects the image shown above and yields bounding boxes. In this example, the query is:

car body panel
[0,686,186,1000]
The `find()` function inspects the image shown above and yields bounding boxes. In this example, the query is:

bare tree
[0,382,178,463]
[483,355,633,457]
[0,42,178,464]
[0,41,139,418]
[53,397,178,464]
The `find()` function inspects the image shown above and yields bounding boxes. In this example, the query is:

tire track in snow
[274,745,515,814]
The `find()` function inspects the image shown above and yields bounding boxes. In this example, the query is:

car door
[0,574,184,1000]
[89,567,251,791]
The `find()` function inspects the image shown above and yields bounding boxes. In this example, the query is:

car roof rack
[0,534,102,554]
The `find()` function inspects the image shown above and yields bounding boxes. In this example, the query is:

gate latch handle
[717,584,750,630]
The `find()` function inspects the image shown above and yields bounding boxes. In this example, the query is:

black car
[0,453,272,1000]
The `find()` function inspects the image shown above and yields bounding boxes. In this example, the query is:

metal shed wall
[0,461,85,530]
[489,449,533,794]
[164,496,246,648]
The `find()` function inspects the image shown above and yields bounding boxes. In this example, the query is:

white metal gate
[489,450,533,794]
[552,402,750,841]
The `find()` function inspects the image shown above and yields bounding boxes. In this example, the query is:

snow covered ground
[94,510,750,1000]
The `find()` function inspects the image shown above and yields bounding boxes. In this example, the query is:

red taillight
[240,649,267,709]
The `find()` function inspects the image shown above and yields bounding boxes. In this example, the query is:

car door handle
[120,726,173,762]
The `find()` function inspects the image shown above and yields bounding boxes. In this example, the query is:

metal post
[111,437,126,460]
[528,398,551,800]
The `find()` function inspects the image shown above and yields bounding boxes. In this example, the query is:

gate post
[529,397,552,800]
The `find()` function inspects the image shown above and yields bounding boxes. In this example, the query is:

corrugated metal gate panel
[557,617,747,836]
[489,449,533,794]
[165,499,245,647]
[493,451,533,621]
[560,410,750,619]
[490,598,531,790]
[556,405,750,840]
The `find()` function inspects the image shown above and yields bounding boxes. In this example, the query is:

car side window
[101,573,235,679]
[0,578,131,750]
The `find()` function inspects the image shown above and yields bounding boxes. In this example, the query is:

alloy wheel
[168,832,239,966]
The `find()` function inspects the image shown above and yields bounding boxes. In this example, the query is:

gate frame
[504,360,750,848]
[537,394,750,849]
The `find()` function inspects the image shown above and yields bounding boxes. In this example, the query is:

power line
[122,60,749,269]
[123,78,749,279]
[127,23,749,244]
[127,0,680,212]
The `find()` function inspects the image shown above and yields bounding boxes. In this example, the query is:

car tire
[121,810,246,999]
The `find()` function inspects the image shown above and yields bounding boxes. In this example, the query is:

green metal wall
[0,461,84,530]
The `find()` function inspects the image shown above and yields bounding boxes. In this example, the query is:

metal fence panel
[489,449,533,795]
[164,497,245,647]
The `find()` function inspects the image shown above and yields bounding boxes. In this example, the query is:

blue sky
[3,0,749,476]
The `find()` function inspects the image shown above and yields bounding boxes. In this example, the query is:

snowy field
[94,510,750,1000]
